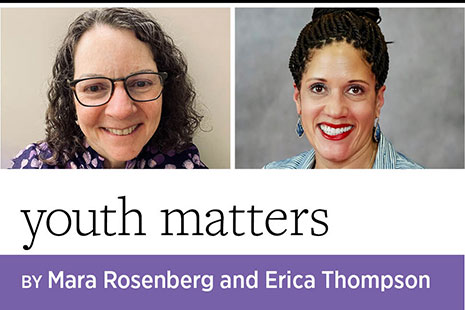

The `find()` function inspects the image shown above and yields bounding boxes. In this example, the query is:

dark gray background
[235,8,464,168]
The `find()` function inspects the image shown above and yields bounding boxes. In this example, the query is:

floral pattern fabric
[10,141,207,169]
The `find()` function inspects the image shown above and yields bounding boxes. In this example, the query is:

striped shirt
[264,132,423,169]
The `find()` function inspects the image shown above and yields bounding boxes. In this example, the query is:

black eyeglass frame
[68,71,168,107]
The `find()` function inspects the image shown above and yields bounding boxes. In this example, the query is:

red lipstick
[318,122,354,141]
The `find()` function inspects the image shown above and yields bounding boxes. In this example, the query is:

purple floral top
[10,140,207,169]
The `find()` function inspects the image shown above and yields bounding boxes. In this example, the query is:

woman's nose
[104,82,136,119]
[324,92,348,118]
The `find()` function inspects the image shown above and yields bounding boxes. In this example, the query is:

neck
[104,159,126,169]
[314,141,378,169]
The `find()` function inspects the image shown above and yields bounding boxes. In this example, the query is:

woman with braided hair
[264,8,422,169]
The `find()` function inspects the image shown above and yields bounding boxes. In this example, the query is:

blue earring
[373,118,381,143]
[296,116,304,138]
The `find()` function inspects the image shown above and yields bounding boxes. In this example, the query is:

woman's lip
[318,123,354,141]
[319,122,353,129]
[102,124,140,136]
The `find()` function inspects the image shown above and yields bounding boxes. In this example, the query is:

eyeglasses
[68,71,168,107]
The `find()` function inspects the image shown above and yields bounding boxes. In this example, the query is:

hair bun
[312,8,381,24]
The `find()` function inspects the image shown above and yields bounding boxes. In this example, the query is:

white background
[0,170,463,255]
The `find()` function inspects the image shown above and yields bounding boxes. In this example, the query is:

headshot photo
[2,7,230,169]
[235,8,464,169]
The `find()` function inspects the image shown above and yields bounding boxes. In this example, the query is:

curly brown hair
[44,7,202,166]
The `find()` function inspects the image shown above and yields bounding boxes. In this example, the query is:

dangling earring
[295,115,304,138]
[373,117,381,143]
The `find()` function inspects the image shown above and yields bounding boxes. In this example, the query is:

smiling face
[73,25,162,168]
[294,41,385,168]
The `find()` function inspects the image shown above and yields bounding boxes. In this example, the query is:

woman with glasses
[264,8,422,169]
[11,8,206,169]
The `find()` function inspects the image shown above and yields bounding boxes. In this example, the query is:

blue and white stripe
[263,132,423,169]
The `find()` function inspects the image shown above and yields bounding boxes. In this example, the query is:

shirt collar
[372,132,397,169]
[304,132,395,169]
[81,139,167,169]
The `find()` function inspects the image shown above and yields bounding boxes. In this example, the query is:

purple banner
[0,255,463,309]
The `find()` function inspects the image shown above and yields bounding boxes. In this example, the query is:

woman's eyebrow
[76,69,157,79]
[129,69,157,75]
[348,79,369,85]
[76,73,103,79]
[306,77,328,82]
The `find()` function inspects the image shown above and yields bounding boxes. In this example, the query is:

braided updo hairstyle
[289,8,389,91]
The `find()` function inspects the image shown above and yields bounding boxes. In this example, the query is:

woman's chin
[103,148,142,165]
[314,143,354,164]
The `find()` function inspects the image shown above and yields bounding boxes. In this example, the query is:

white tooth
[107,125,137,136]
[319,124,352,136]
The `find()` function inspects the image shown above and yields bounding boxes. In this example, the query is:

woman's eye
[347,85,364,95]
[310,83,326,94]
[130,80,153,88]
[83,84,107,93]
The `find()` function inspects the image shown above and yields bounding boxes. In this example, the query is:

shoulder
[168,144,208,169]
[137,143,208,169]
[10,142,56,169]
[263,149,315,169]
[374,133,424,169]
[395,152,424,169]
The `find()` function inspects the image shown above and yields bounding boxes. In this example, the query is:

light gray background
[236,8,464,168]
